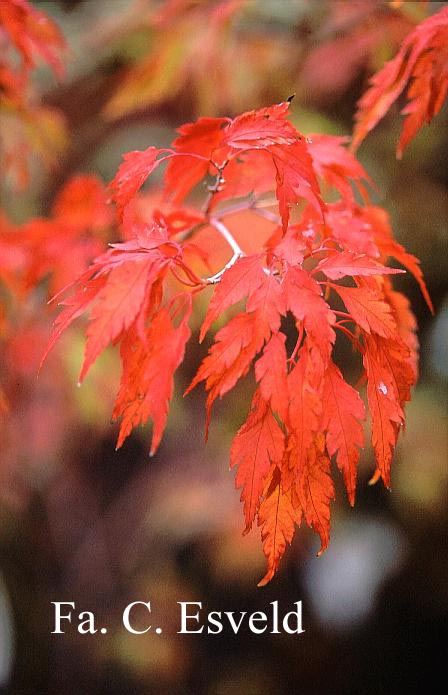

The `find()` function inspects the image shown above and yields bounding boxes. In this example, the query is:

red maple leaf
[44,101,429,585]
[352,6,448,157]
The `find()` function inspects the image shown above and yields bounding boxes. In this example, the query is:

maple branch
[179,195,279,246]
[204,251,243,284]
[253,207,281,224]
[214,194,255,218]
[201,218,245,284]
[209,218,244,258]
[203,161,228,215]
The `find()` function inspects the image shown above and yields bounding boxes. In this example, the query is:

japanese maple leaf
[186,310,270,435]
[245,272,286,333]
[284,267,336,368]
[231,390,284,532]
[271,141,324,232]
[322,361,365,505]
[352,6,448,156]
[295,436,334,556]
[80,257,164,382]
[40,277,107,370]
[223,102,298,148]
[44,223,183,382]
[109,147,173,221]
[0,0,65,77]
[164,117,228,205]
[284,344,322,491]
[258,465,299,587]
[363,334,406,487]
[255,332,288,422]
[307,134,372,203]
[210,150,275,208]
[315,251,404,280]
[333,285,397,339]
[324,203,380,258]
[199,254,267,341]
[113,297,191,455]
[266,224,306,267]
[42,100,431,587]
[375,234,434,313]
[384,280,419,379]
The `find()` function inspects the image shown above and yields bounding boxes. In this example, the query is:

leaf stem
[335,322,364,353]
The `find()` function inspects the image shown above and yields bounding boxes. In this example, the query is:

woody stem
[203,219,245,284]
[209,217,244,257]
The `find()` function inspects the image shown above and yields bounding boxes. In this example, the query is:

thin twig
[209,218,244,257]
[201,218,245,284]
[253,207,281,224]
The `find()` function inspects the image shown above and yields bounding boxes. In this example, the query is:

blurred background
[0,1,447,693]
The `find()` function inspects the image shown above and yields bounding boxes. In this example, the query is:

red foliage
[353,5,448,156]
[44,102,430,584]
[0,0,66,188]
[0,0,65,77]
[1,175,114,298]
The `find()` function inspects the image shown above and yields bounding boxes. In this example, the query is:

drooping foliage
[45,101,430,584]
[1,0,440,585]
[353,5,448,157]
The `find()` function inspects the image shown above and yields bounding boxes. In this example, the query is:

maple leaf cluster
[46,101,432,585]
[101,0,417,121]
[353,5,448,156]
[0,0,66,188]
[0,175,114,300]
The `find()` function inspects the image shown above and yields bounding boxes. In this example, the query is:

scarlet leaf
[165,117,228,205]
[0,0,65,77]
[296,437,334,555]
[353,6,448,156]
[258,465,298,587]
[41,100,430,586]
[384,280,419,379]
[325,203,380,258]
[223,102,297,149]
[284,267,336,366]
[41,276,106,369]
[199,254,266,342]
[255,332,288,422]
[246,273,286,333]
[186,310,269,435]
[377,236,434,313]
[285,344,322,489]
[315,251,404,280]
[363,335,405,488]
[231,390,284,532]
[113,298,191,455]
[308,134,372,203]
[109,147,172,221]
[80,257,167,382]
[334,285,397,338]
[322,361,365,505]
[272,141,324,232]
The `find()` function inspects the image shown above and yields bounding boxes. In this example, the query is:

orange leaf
[334,285,397,338]
[114,298,191,455]
[258,465,298,586]
[231,391,284,532]
[199,254,266,342]
[322,361,365,505]
[296,438,334,555]
[352,6,448,156]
